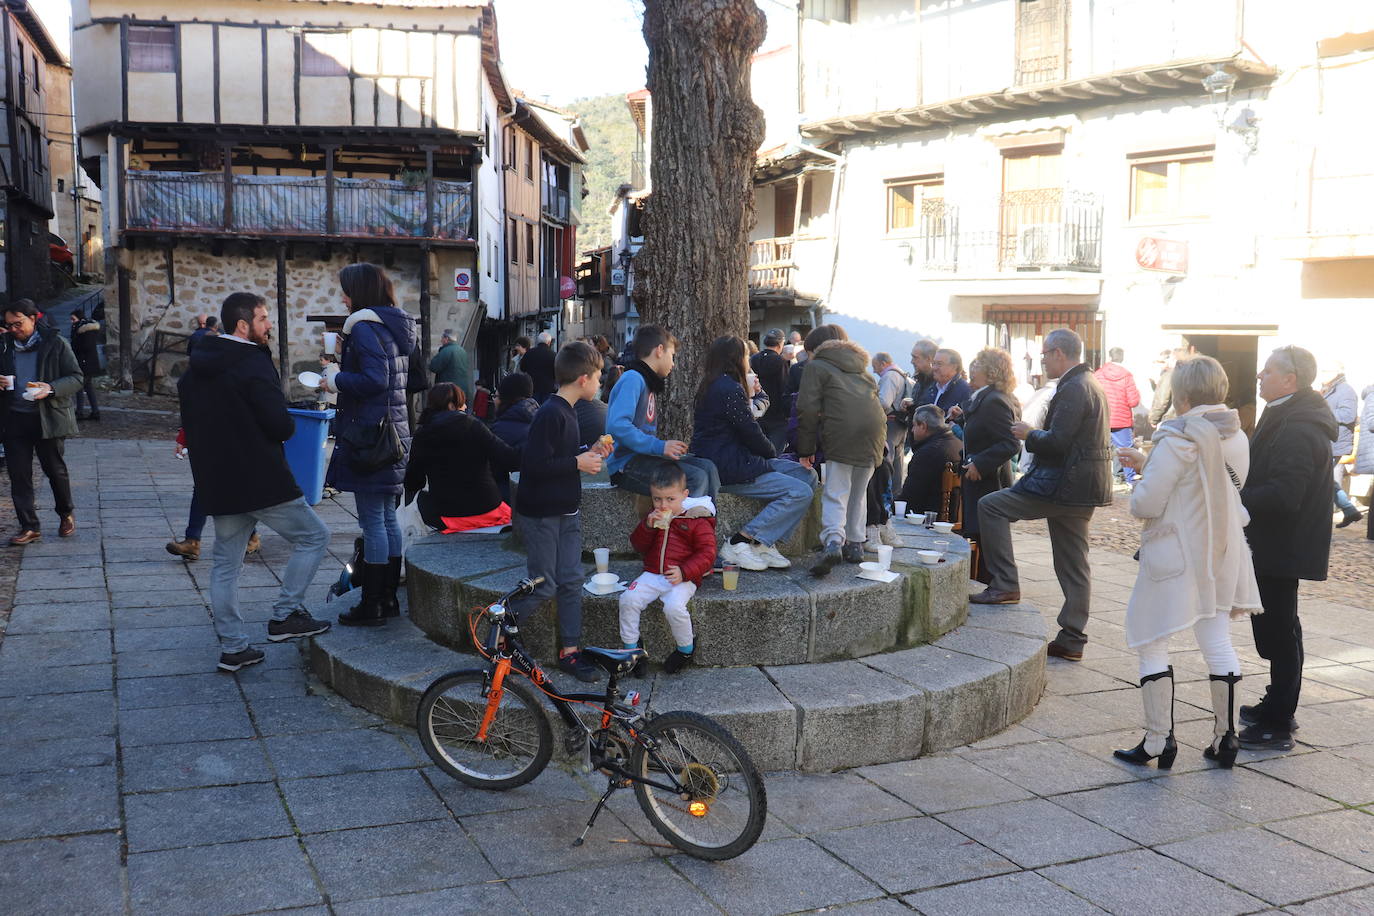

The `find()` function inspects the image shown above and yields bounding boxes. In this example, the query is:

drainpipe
[788,142,845,320]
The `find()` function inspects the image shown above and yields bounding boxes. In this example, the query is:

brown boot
[246,532,262,555]
[166,538,201,561]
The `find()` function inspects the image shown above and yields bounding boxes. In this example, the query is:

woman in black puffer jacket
[404,383,519,531]
[323,263,416,627]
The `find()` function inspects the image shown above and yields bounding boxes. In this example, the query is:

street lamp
[1203,65,1260,154]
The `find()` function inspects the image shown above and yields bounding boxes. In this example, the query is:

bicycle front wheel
[631,711,767,860]
[416,669,552,790]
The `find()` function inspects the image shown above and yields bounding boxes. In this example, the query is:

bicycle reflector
[625,691,641,706]
[688,801,708,817]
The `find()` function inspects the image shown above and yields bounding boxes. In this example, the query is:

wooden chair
[938,462,963,532]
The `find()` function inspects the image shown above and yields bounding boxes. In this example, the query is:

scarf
[1153,405,1241,584]
[627,359,665,394]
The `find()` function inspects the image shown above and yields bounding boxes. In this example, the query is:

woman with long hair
[689,335,817,570]
[949,347,1022,582]
[404,383,519,532]
[323,262,417,626]
[1113,355,1261,770]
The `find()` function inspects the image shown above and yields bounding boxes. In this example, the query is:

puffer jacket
[795,339,886,468]
[1014,362,1112,507]
[690,373,775,485]
[1094,361,1141,430]
[628,496,718,586]
[1321,375,1358,458]
[326,306,417,495]
[1356,384,1374,475]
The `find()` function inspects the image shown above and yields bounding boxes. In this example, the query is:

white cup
[876,545,894,571]
[323,331,339,352]
[1,375,13,391]
[894,500,907,518]
[593,547,610,574]
[746,372,758,393]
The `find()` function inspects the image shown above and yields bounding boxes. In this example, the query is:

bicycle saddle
[581,646,647,675]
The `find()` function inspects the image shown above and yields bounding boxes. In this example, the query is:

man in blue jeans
[179,292,332,671]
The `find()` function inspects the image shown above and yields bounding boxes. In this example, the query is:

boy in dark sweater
[507,341,610,683]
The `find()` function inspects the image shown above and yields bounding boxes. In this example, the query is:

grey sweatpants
[820,460,873,547]
[508,512,585,647]
[977,488,1095,652]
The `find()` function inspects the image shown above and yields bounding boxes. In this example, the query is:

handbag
[338,323,405,474]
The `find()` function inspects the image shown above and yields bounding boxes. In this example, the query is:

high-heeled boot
[380,556,403,618]
[1114,667,1178,768]
[1204,673,1241,768]
[338,562,388,627]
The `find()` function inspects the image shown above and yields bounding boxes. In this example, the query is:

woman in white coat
[1114,356,1262,770]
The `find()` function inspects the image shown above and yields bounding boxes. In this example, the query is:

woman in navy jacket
[690,335,817,572]
[323,263,417,626]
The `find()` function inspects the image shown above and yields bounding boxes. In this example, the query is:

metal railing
[918,190,1102,273]
[749,237,796,290]
[123,170,472,241]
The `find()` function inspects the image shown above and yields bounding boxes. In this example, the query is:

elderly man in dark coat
[972,328,1112,662]
[1237,345,1337,750]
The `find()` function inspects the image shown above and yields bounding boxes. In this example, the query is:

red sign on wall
[1135,236,1189,274]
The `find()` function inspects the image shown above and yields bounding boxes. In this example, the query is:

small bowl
[589,572,618,588]
[858,561,884,573]
[916,550,941,566]
[932,521,956,535]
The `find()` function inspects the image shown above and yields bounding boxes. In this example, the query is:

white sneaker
[720,539,768,571]
[863,526,882,553]
[880,521,904,547]
[753,543,791,569]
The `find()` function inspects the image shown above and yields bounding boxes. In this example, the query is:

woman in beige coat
[1113,356,1262,770]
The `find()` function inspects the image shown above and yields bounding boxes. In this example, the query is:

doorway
[1181,334,1261,434]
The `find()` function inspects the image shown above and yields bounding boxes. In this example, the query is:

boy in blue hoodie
[605,326,720,500]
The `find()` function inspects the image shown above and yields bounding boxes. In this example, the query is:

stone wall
[106,240,478,396]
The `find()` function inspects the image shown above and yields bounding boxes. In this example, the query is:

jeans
[1111,428,1137,483]
[75,373,99,416]
[3,411,74,531]
[1333,457,1357,511]
[355,491,403,563]
[1251,574,1304,726]
[611,453,721,501]
[186,489,208,541]
[1137,611,1240,678]
[978,488,1095,652]
[820,460,873,547]
[508,512,585,647]
[209,497,330,652]
[720,459,817,547]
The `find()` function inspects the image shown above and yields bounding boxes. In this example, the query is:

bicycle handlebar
[496,576,543,606]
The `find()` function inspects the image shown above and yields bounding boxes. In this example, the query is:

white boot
[1112,667,1177,768]
[1205,673,1241,768]
[880,520,903,547]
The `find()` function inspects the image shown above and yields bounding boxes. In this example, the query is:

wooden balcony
[749,237,796,291]
[121,170,474,246]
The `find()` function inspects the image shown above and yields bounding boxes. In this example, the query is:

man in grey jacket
[1321,365,1362,528]
[972,328,1113,661]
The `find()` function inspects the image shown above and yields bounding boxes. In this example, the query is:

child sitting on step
[619,462,717,676]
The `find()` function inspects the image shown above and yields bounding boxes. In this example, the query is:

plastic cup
[593,547,610,574]
[323,331,339,352]
[1,375,13,391]
[722,564,739,590]
[933,538,950,557]
[923,511,938,528]
[876,545,894,571]
[894,500,907,518]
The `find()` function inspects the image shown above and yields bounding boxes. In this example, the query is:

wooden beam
[1104,77,1149,95]
[117,264,133,390]
[1165,68,1204,84]
[1134,71,1181,89]
[939,105,975,119]
[1080,80,1121,97]
[1051,85,1094,100]
[276,244,289,394]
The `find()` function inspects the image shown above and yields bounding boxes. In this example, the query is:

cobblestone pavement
[2,439,1373,915]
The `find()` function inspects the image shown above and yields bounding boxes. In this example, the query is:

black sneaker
[217,647,265,672]
[812,543,843,578]
[267,610,332,642]
[842,542,865,564]
[663,648,694,675]
[1239,703,1299,732]
[629,642,648,679]
[1237,723,1294,751]
[557,651,601,683]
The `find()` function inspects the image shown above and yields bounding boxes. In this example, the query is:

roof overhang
[512,101,586,165]
[801,55,1277,140]
[4,0,67,65]
[754,144,837,183]
[85,121,483,149]
[480,4,514,114]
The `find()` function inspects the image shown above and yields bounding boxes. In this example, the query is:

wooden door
[1001,150,1063,267]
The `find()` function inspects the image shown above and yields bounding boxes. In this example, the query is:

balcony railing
[918,190,1102,273]
[539,274,561,312]
[749,237,796,291]
[630,151,646,189]
[123,170,472,242]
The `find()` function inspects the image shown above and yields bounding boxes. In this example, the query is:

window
[803,0,850,22]
[525,223,535,264]
[1130,150,1214,220]
[1016,0,1068,86]
[31,54,40,93]
[301,32,348,77]
[886,175,944,233]
[509,218,519,263]
[523,139,534,181]
[503,127,517,169]
[129,25,175,73]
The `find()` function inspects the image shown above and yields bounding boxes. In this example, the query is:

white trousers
[1137,612,1240,679]
[618,572,696,648]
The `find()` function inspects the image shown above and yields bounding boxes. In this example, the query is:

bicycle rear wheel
[416,669,552,790]
[631,711,767,860]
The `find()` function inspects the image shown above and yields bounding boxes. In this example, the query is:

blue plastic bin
[284,408,336,505]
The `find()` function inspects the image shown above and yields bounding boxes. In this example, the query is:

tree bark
[638,0,766,442]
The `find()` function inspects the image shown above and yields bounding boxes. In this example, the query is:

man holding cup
[0,299,83,545]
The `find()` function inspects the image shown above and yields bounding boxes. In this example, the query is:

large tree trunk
[637,0,766,442]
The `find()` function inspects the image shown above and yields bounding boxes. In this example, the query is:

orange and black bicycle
[416,576,767,861]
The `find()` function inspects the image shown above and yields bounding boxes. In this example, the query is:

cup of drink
[722,564,739,590]
[746,371,758,393]
[593,547,610,574]
[323,331,339,352]
[1,375,13,391]
[894,500,907,518]
[876,545,894,571]
[923,511,938,528]
[933,538,950,557]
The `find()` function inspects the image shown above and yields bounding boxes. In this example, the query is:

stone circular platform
[404,516,972,667]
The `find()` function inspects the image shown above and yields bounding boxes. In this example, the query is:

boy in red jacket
[619,463,717,674]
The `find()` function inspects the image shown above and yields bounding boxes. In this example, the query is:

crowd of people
[5,273,1371,768]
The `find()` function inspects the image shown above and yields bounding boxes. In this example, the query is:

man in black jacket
[897,405,963,514]
[180,293,332,672]
[973,328,1112,661]
[69,310,103,420]
[751,328,789,451]
[1238,345,1336,750]
[519,331,558,403]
